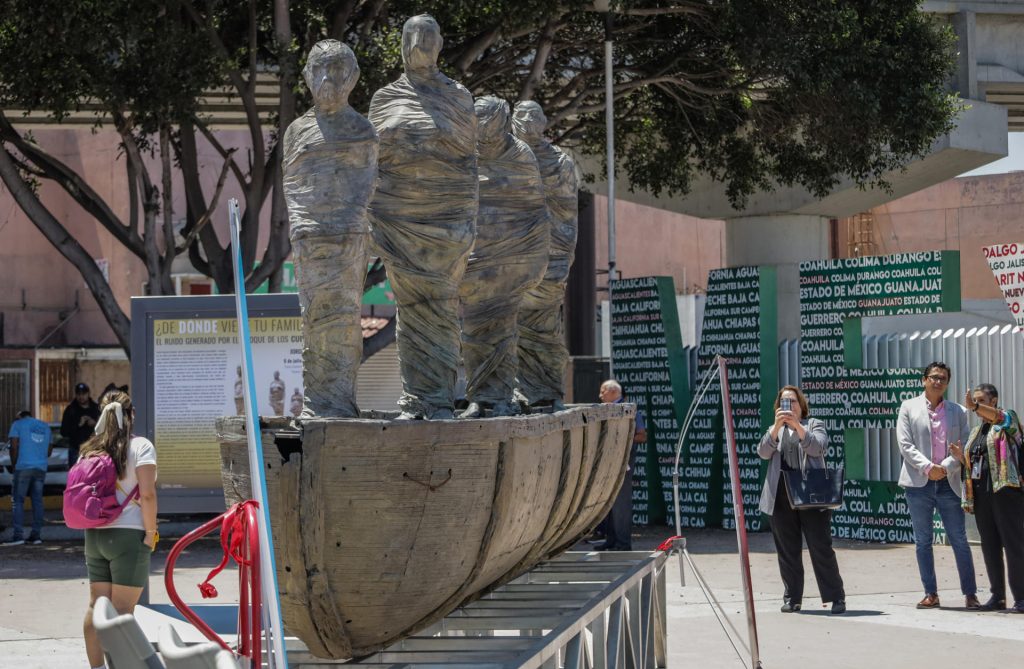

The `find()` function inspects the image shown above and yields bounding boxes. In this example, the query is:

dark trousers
[974,484,1024,603]
[769,480,845,603]
[603,473,633,550]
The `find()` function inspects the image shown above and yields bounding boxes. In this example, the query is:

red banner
[983,242,1024,329]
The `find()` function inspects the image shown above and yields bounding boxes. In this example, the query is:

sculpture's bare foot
[458,402,482,419]
[428,407,455,420]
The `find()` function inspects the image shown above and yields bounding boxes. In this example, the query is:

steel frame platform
[138,550,668,669]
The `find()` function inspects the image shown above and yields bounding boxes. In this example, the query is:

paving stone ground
[1,525,1020,668]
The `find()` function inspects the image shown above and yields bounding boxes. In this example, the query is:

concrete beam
[583,100,1007,221]
[923,1,1024,15]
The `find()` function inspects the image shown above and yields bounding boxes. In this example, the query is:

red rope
[198,502,257,598]
[164,500,263,667]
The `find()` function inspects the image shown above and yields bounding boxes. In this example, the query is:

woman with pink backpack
[70,390,158,669]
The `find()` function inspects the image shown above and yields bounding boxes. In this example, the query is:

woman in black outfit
[950,383,1024,613]
[757,385,846,614]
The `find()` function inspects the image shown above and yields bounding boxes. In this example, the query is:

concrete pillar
[951,11,978,100]
[725,214,831,341]
[724,214,829,267]
[566,191,597,356]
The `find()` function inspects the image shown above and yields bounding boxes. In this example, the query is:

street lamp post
[593,0,616,286]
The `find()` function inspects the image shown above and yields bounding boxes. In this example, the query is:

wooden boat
[217,403,634,659]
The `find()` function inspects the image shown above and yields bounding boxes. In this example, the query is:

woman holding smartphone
[757,385,846,614]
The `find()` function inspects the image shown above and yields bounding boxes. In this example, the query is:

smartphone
[781,397,792,412]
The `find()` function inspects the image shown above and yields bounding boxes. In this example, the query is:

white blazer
[896,394,969,496]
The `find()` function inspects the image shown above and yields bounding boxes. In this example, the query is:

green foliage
[0,0,959,209]
[0,0,222,135]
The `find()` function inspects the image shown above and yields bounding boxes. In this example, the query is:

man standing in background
[596,380,647,551]
[3,410,51,545]
[60,382,99,467]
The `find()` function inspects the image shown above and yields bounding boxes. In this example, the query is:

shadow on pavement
[797,609,888,617]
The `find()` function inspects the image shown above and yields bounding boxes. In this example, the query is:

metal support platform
[139,550,668,669]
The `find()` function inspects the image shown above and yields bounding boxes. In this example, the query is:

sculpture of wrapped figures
[512,101,579,410]
[283,40,378,418]
[368,15,479,420]
[458,96,549,418]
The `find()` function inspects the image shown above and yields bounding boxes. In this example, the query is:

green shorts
[84,528,151,587]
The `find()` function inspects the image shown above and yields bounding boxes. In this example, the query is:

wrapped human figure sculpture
[368,15,479,420]
[459,96,549,418]
[512,101,579,409]
[283,40,378,418]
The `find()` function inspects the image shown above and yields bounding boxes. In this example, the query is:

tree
[0,0,229,354]
[1,0,958,357]
[293,0,957,205]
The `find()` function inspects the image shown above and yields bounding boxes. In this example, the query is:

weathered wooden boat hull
[217,403,634,659]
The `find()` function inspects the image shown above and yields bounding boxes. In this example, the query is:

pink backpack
[63,453,139,529]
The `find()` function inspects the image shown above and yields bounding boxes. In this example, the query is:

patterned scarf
[960,409,1022,513]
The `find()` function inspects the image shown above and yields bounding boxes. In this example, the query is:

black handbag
[782,459,844,511]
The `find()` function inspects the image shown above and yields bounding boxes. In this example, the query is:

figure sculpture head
[475,96,511,146]
[402,15,443,74]
[512,101,547,143]
[303,40,359,111]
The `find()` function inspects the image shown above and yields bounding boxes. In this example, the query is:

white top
[102,436,158,531]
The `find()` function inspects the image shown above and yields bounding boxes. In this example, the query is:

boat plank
[217,404,635,659]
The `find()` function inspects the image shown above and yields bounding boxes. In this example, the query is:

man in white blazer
[896,361,978,610]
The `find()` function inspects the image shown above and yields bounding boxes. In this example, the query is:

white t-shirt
[102,436,158,531]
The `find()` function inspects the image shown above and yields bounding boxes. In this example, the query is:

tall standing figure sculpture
[459,96,549,418]
[283,40,378,418]
[512,101,579,410]
[369,15,479,419]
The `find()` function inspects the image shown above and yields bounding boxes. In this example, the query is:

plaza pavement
[0,525,1020,668]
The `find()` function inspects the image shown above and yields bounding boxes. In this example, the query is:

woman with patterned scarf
[950,383,1023,613]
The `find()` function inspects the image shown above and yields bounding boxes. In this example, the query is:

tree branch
[451,25,502,74]
[0,144,132,355]
[174,156,236,256]
[519,14,563,101]
[364,257,386,290]
[0,113,145,259]
[193,117,247,187]
[327,0,360,39]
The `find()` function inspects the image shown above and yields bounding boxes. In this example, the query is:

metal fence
[778,325,1024,481]
[0,361,30,434]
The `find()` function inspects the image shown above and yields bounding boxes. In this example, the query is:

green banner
[609,276,690,525]
[687,266,777,531]
[799,250,961,542]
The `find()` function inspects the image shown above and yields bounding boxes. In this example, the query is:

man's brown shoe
[965,595,981,610]
[916,594,940,609]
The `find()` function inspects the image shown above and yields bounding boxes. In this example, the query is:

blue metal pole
[229,199,289,668]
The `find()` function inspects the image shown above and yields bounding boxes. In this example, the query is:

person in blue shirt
[3,410,52,545]
[596,380,647,551]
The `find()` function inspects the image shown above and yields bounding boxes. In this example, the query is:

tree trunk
[269,0,295,294]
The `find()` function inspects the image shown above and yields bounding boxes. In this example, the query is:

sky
[959,133,1024,177]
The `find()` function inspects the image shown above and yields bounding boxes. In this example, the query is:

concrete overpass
[591,1,1023,271]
